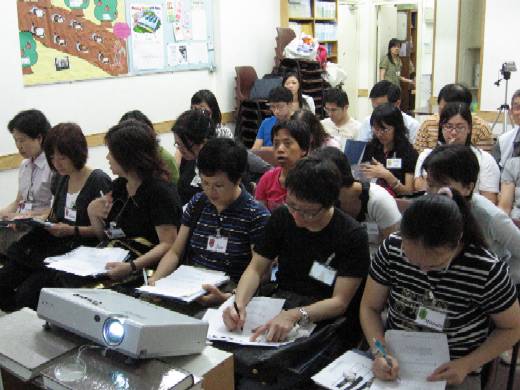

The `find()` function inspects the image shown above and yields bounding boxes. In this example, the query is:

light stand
[491,62,516,134]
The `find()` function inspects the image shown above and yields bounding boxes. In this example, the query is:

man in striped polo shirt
[150,138,270,306]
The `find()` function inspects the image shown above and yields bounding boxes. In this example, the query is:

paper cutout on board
[17,0,213,86]
[130,4,165,70]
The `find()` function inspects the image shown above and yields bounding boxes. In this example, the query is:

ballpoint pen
[373,338,393,369]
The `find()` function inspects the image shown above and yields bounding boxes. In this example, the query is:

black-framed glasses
[285,202,323,220]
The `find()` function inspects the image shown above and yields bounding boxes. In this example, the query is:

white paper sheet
[137,265,229,302]
[312,350,374,390]
[371,330,450,390]
[45,247,129,277]
[203,296,315,347]
[130,4,165,70]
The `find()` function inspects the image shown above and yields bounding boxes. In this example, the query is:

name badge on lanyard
[64,207,77,222]
[386,158,402,169]
[415,291,447,331]
[18,201,33,214]
[207,229,228,253]
[105,221,126,239]
[309,253,337,286]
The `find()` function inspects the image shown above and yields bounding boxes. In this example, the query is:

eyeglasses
[442,124,468,133]
[372,126,392,134]
[267,103,288,112]
[324,106,342,114]
[285,201,323,220]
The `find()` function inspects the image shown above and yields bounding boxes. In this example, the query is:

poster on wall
[129,4,165,70]
[16,0,214,86]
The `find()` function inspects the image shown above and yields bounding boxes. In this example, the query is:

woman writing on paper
[0,123,111,311]
[149,138,270,307]
[360,189,520,389]
[87,120,182,281]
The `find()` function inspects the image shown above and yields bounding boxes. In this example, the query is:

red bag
[316,44,328,68]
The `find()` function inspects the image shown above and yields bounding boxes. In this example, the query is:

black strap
[182,195,207,264]
[356,182,370,223]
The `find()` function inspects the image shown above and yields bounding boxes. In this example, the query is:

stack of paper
[203,296,315,347]
[45,246,129,277]
[371,331,450,390]
[313,331,449,390]
[137,265,230,303]
[312,350,373,390]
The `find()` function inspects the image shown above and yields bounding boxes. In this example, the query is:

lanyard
[26,160,37,201]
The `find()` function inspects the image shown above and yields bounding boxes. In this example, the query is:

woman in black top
[0,123,111,311]
[88,120,181,281]
[360,103,418,196]
[173,109,217,205]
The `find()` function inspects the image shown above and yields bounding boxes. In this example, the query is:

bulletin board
[17,0,215,86]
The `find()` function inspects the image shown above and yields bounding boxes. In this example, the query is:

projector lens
[103,317,125,346]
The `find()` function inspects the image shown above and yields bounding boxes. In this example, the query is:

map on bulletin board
[17,0,214,86]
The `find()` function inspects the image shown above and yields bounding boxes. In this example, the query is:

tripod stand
[491,71,514,135]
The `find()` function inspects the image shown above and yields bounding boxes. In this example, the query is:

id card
[415,306,447,331]
[19,201,33,213]
[386,158,402,169]
[207,235,228,253]
[64,207,77,222]
[309,261,337,286]
[105,223,126,239]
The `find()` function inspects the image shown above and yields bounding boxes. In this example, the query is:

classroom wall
[0,0,280,156]
[480,0,520,112]
[431,0,458,98]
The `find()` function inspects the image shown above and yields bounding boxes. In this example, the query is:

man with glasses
[223,157,369,350]
[414,83,494,153]
[357,80,420,144]
[252,86,293,150]
[494,89,520,168]
[321,87,360,145]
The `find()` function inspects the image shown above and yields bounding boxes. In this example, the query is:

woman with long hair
[379,38,414,87]
[414,102,500,204]
[360,188,520,389]
[88,120,182,281]
[360,103,418,196]
[282,72,315,114]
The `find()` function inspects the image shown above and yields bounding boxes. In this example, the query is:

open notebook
[137,265,229,303]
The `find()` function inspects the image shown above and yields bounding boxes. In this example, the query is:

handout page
[137,265,229,302]
[371,330,450,390]
[312,350,374,390]
[45,246,129,277]
[203,296,315,347]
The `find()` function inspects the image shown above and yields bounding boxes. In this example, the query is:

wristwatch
[297,307,311,327]
[129,259,138,274]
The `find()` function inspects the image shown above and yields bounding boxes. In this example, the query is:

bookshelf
[280,0,339,63]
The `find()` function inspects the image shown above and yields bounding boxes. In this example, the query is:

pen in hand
[233,301,243,332]
[373,338,393,369]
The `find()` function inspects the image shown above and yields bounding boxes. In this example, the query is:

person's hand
[88,192,113,220]
[427,358,471,385]
[105,262,132,281]
[372,355,400,381]
[196,284,232,306]
[147,276,158,286]
[46,222,74,238]
[222,302,246,331]
[250,310,298,342]
[359,158,389,180]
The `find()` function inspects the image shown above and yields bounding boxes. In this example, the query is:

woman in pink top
[255,119,310,211]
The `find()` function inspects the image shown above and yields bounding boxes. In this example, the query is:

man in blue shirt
[252,86,293,150]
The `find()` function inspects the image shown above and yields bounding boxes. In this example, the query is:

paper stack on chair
[137,265,229,303]
[45,246,129,277]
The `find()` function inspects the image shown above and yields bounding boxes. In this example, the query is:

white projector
[37,288,208,359]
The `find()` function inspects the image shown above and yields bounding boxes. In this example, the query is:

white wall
[0,0,279,156]
[432,0,458,98]
[338,2,360,118]
[480,0,520,112]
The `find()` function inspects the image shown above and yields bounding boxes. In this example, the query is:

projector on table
[37,288,208,359]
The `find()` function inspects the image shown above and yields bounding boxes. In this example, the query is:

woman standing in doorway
[379,38,414,87]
